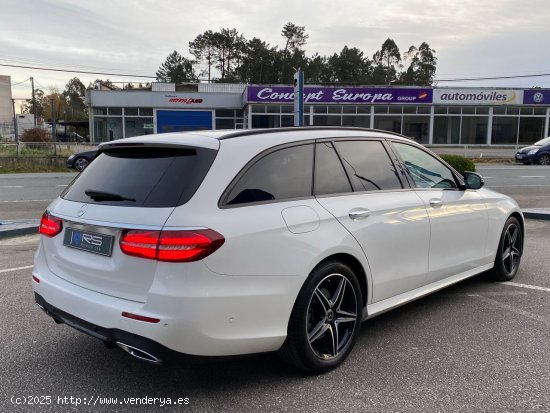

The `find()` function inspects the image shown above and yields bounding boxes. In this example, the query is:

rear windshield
[62,147,217,207]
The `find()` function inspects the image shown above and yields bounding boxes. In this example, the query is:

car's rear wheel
[74,157,89,172]
[280,261,362,373]
[488,216,523,282]
[537,154,550,165]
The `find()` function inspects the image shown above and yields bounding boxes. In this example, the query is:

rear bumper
[32,240,303,358]
[34,293,235,364]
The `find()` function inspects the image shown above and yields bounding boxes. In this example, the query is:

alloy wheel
[502,223,522,274]
[306,273,358,360]
[538,154,550,165]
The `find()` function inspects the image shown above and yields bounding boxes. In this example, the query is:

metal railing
[0,142,96,157]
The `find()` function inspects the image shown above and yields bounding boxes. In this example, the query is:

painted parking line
[472,295,550,327]
[0,199,54,203]
[520,176,547,178]
[0,185,25,188]
[0,265,33,274]
[499,281,550,293]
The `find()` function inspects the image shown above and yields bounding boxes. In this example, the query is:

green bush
[439,154,476,176]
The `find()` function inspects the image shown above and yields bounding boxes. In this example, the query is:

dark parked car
[67,150,97,172]
[515,137,550,165]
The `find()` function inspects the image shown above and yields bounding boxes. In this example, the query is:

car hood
[518,145,540,153]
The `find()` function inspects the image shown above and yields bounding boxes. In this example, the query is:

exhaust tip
[116,341,162,365]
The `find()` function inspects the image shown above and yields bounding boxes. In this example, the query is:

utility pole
[30,76,36,127]
[11,98,18,143]
[51,98,56,142]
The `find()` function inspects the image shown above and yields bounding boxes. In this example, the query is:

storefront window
[492,117,518,144]
[433,116,461,144]
[518,117,545,145]
[461,116,488,144]
[314,115,341,126]
[403,116,430,144]
[93,117,123,142]
[374,116,401,133]
[342,115,370,127]
[216,119,235,129]
[125,117,154,137]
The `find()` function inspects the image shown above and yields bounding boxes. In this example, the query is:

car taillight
[39,212,63,237]
[119,229,224,262]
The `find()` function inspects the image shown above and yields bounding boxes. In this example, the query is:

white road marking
[0,265,33,274]
[520,176,547,178]
[488,185,550,188]
[472,295,550,326]
[56,185,68,187]
[482,176,495,179]
[0,199,53,203]
[0,185,24,188]
[500,281,550,293]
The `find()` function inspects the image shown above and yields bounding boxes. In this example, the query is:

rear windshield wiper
[84,189,136,202]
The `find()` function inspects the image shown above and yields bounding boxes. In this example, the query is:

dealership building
[86,84,550,146]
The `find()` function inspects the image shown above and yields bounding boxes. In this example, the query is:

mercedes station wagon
[33,127,524,373]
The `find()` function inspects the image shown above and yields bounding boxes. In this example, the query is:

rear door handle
[349,208,371,220]
[429,199,443,208]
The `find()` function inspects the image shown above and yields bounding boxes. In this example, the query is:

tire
[73,157,89,172]
[488,216,523,282]
[537,154,550,165]
[279,261,362,373]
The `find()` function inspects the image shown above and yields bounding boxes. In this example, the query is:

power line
[435,72,550,82]
[0,63,156,79]
[10,77,30,86]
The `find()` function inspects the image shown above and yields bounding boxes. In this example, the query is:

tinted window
[225,144,313,205]
[63,147,217,207]
[391,142,458,189]
[333,141,402,192]
[315,142,352,195]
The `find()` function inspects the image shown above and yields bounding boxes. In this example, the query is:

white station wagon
[33,127,524,372]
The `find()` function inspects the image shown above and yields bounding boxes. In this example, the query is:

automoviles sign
[246,86,433,104]
[433,89,523,105]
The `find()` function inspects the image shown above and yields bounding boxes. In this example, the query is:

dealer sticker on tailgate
[63,228,114,257]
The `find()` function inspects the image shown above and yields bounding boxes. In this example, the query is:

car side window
[225,144,314,206]
[391,142,458,189]
[314,142,353,196]
[333,140,403,192]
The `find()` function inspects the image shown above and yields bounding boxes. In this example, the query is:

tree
[62,77,87,120]
[236,37,279,83]
[327,46,372,84]
[372,38,402,85]
[415,42,437,86]
[189,30,217,82]
[156,51,197,83]
[280,22,309,83]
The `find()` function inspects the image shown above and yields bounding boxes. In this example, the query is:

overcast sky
[2,0,550,106]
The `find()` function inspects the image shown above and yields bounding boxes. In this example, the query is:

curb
[0,225,39,239]
[523,211,550,221]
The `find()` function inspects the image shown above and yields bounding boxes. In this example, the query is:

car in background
[35,127,524,373]
[66,150,97,172]
[515,137,550,165]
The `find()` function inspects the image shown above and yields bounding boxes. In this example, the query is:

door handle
[349,208,371,220]
[429,199,443,208]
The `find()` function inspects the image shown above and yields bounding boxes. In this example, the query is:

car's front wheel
[537,154,550,165]
[73,157,89,172]
[489,216,523,281]
[280,261,362,373]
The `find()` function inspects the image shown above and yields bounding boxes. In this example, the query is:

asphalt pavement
[0,219,549,412]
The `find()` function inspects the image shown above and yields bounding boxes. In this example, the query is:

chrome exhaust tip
[116,342,162,365]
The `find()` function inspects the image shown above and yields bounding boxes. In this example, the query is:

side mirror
[463,171,484,190]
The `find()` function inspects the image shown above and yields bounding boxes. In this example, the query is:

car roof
[99,127,412,151]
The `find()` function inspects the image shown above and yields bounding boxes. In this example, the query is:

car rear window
[62,147,217,207]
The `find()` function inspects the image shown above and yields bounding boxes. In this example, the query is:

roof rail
[218,126,409,140]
